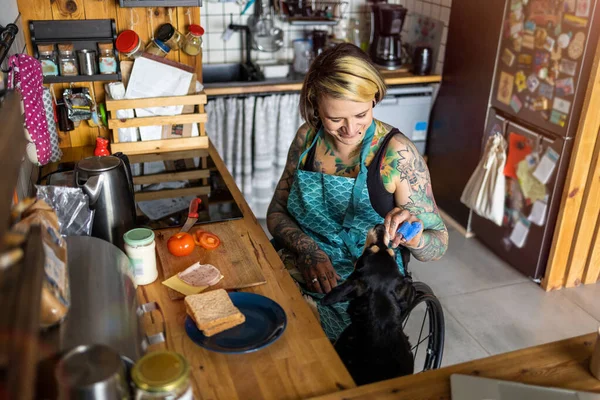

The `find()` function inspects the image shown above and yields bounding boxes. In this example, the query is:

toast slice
[185,289,245,333]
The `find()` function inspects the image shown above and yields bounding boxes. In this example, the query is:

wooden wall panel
[17,0,204,150]
[542,38,600,291]
[583,226,600,284]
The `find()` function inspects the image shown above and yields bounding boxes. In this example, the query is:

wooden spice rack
[106,92,208,155]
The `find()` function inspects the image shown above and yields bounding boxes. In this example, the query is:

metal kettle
[74,153,136,249]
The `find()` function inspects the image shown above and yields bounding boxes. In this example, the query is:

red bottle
[94,137,110,157]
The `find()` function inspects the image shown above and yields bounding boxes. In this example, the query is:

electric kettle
[74,153,136,249]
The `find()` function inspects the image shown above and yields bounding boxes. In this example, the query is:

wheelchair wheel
[401,281,445,372]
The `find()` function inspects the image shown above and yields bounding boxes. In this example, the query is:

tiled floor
[258,219,600,368]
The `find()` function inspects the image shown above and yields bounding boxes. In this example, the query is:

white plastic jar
[123,228,157,286]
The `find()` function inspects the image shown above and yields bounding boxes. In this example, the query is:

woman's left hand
[384,207,424,249]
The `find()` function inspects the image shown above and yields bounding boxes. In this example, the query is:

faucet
[228,19,265,82]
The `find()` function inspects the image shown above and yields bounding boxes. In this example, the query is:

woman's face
[318,95,373,147]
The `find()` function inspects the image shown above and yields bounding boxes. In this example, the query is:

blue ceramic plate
[185,292,287,354]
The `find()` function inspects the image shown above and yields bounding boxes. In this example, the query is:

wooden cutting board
[155,222,267,300]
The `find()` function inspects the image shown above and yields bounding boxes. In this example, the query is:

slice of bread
[185,289,245,334]
[201,313,246,337]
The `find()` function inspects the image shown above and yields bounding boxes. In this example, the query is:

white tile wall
[201,0,451,71]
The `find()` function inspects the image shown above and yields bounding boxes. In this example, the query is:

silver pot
[55,344,129,400]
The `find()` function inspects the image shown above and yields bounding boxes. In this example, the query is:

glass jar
[98,48,117,74]
[58,49,78,76]
[39,48,59,77]
[156,23,184,51]
[132,352,192,400]
[145,39,170,58]
[182,24,204,56]
[123,228,157,286]
[116,30,145,59]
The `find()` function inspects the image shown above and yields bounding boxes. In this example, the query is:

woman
[267,43,448,340]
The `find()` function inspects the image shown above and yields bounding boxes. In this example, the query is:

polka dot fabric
[8,54,52,165]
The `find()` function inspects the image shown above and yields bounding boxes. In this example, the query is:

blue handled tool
[397,221,422,242]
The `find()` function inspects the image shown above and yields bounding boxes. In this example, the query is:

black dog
[322,224,416,385]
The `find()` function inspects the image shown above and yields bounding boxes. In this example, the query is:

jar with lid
[145,39,171,58]
[132,351,192,400]
[57,44,79,76]
[38,44,59,76]
[98,42,117,74]
[182,24,204,56]
[123,228,157,286]
[116,30,145,59]
[156,23,184,51]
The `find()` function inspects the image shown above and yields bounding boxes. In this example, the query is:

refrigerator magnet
[557,33,571,49]
[526,74,540,92]
[513,36,523,52]
[538,83,554,99]
[515,71,528,92]
[553,97,572,114]
[502,48,516,67]
[510,95,523,113]
[518,54,534,68]
[534,51,550,69]
[524,20,536,32]
[522,33,535,49]
[533,147,560,184]
[497,72,515,105]
[556,77,575,96]
[534,28,548,48]
[537,67,549,80]
[509,215,531,249]
[543,36,555,52]
[564,0,576,13]
[550,110,568,127]
[568,31,585,59]
[559,58,577,75]
[576,0,590,17]
[563,14,588,28]
[528,200,548,226]
[541,110,550,120]
[533,96,549,111]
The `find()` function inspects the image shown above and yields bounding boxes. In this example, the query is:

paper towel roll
[590,328,600,380]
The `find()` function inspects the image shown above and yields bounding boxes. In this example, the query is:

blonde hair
[300,43,387,130]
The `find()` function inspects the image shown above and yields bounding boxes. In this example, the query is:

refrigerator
[428,0,600,280]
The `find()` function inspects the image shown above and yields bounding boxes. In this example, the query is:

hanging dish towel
[8,54,52,165]
[42,87,63,162]
[461,133,508,226]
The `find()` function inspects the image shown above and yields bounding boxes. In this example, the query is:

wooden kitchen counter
[135,142,355,399]
[203,72,442,97]
[310,333,600,400]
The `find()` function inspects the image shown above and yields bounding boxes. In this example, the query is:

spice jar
[38,44,59,76]
[132,352,192,400]
[123,228,157,286]
[98,42,117,74]
[57,44,79,76]
[145,39,170,58]
[182,24,204,56]
[156,23,184,51]
[115,30,145,59]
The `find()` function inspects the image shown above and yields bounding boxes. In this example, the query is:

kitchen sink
[202,63,264,84]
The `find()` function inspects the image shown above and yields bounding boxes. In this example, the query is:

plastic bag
[36,185,95,236]
[63,87,94,122]
[11,199,70,329]
[460,133,507,226]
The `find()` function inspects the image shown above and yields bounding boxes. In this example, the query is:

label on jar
[128,256,145,278]
[99,57,117,74]
[61,61,78,76]
[41,60,59,76]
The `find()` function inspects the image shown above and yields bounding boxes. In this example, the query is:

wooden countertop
[136,142,355,399]
[310,333,600,400]
[203,72,442,97]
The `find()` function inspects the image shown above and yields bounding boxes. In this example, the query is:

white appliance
[372,85,434,155]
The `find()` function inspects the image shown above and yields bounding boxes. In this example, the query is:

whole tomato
[167,232,195,257]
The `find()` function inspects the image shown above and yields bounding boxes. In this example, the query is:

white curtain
[206,93,301,220]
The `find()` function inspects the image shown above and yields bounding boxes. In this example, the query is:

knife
[180,198,202,233]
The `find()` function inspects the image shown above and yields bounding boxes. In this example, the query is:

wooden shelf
[43,73,121,84]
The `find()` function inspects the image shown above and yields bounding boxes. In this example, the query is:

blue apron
[287,121,405,340]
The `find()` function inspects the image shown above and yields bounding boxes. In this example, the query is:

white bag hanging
[461,133,508,226]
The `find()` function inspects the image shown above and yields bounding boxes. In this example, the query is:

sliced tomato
[193,230,221,250]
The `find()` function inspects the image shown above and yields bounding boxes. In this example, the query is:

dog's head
[322,224,415,308]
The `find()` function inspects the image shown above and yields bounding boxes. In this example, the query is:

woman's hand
[384,207,424,249]
[297,250,341,294]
